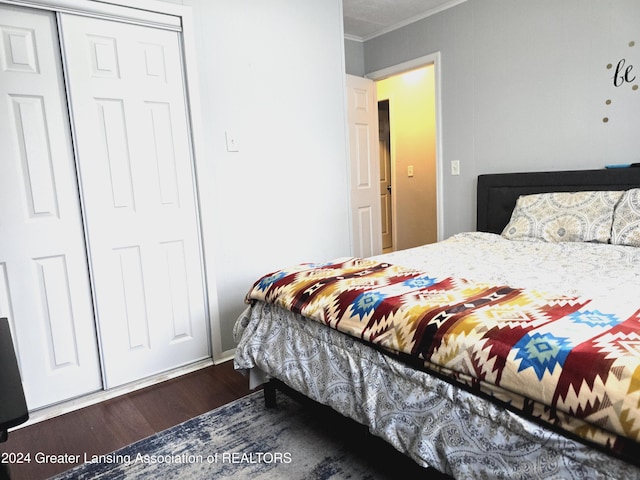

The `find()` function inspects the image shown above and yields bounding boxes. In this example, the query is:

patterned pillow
[501,191,623,243]
[611,189,640,247]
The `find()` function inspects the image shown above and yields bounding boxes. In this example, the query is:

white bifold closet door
[59,14,209,389]
[0,6,103,409]
[0,3,210,411]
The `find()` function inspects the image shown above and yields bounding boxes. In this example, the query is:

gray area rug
[51,390,445,479]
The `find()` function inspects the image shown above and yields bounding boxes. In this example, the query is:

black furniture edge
[0,317,29,442]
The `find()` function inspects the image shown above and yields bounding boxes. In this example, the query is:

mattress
[234,232,640,478]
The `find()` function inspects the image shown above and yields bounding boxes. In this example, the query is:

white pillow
[501,191,623,243]
[611,188,640,247]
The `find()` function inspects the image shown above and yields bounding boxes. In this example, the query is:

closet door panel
[0,5,102,410]
[59,14,210,388]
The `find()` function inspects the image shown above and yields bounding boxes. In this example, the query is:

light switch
[225,131,239,152]
[451,160,460,176]
[408,165,414,177]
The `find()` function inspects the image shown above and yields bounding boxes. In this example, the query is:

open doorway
[378,100,392,252]
[374,63,438,251]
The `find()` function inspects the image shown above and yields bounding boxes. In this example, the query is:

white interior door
[59,14,209,388]
[0,5,102,409]
[346,74,382,258]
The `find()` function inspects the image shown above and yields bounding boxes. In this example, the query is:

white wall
[184,0,352,354]
[363,0,640,237]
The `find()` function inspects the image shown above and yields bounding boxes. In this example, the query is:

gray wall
[362,0,640,237]
[345,37,364,76]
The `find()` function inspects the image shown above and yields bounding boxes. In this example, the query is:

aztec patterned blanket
[246,257,640,445]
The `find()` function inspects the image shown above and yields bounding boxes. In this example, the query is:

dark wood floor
[0,361,253,480]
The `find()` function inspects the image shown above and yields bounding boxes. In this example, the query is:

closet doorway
[0,1,210,412]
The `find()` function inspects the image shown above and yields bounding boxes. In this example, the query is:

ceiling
[343,0,466,40]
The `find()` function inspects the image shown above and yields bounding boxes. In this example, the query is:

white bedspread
[376,232,640,299]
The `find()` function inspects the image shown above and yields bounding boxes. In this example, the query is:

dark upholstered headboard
[477,168,640,234]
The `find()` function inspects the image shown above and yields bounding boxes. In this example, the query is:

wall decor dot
[603,117,609,123]
[606,99,612,105]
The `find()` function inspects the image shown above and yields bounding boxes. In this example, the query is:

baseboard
[13,358,214,430]
[214,347,236,365]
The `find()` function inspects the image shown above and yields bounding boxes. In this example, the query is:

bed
[233,168,640,479]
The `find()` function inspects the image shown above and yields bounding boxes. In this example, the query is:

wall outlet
[451,160,460,176]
